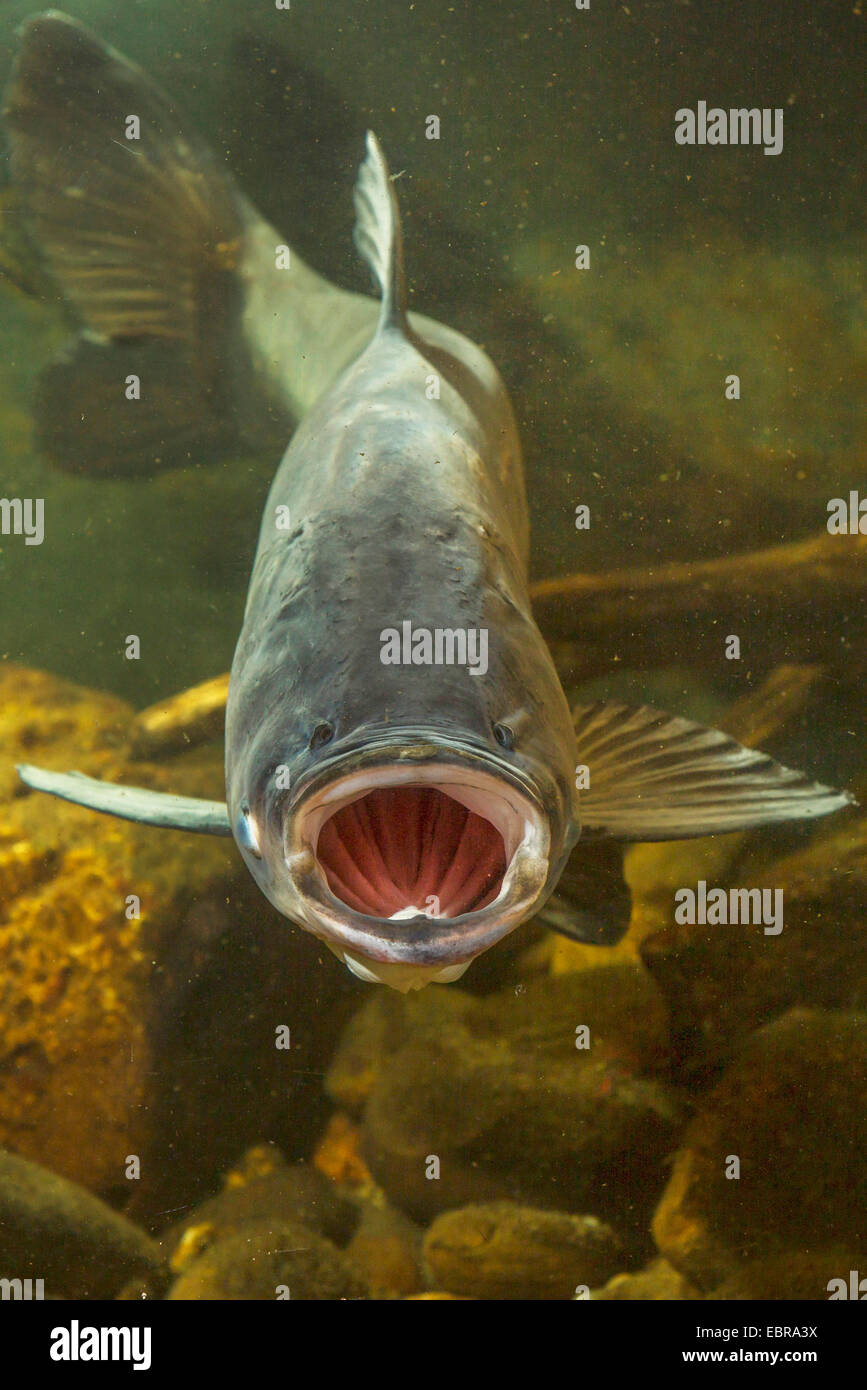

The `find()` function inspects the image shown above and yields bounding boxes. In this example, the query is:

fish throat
[317,784,508,918]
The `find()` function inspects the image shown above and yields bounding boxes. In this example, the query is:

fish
[8,13,852,991]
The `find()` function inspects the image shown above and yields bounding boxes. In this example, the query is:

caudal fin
[3,11,264,474]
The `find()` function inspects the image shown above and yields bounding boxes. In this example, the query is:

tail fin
[352,131,408,334]
[3,12,262,474]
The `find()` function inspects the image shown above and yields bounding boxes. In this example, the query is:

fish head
[227,697,579,992]
[225,501,582,989]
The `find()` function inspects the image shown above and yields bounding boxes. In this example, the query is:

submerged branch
[531,531,867,677]
[129,532,865,755]
[130,673,230,757]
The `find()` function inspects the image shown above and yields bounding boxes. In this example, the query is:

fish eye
[493,722,516,750]
[236,800,262,858]
[309,721,335,750]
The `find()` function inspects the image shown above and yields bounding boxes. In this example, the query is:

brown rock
[652,1008,867,1292]
[0,664,356,1212]
[0,1147,163,1299]
[346,1199,424,1298]
[624,666,859,1069]
[328,967,682,1231]
[709,1249,860,1301]
[423,1202,623,1300]
[591,1257,700,1301]
[165,1219,367,1300]
[160,1145,358,1264]
[640,810,866,1066]
[129,674,229,758]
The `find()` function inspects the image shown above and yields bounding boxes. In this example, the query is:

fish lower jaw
[326,943,472,991]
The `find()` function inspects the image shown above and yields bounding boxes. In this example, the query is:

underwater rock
[0,663,356,1210]
[165,1219,367,1300]
[640,808,867,1066]
[423,1202,622,1301]
[531,537,867,675]
[327,966,683,1230]
[590,1257,700,1301]
[161,1145,359,1268]
[312,1111,376,1191]
[652,1008,867,1294]
[0,1147,163,1299]
[708,1249,862,1301]
[345,1198,424,1299]
[325,988,476,1114]
[328,960,671,1109]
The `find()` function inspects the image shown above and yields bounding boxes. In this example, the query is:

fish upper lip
[287,725,543,811]
[282,733,551,966]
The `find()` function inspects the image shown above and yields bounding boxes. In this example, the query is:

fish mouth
[283,744,550,990]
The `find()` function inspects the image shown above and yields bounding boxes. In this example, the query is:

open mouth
[316,784,507,918]
[284,757,551,982]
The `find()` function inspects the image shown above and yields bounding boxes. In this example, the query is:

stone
[590,1257,700,1300]
[423,1202,623,1300]
[160,1145,358,1266]
[652,1008,867,1292]
[345,1199,424,1299]
[709,1249,860,1301]
[0,1147,163,1299]
[327,967,683,1233]
[641,813,867,1066]
[0,664,357,1214]
[165,1219,367,1300]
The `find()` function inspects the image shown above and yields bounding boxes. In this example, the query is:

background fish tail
[2,12,377,475]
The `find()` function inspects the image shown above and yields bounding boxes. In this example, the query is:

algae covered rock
[590,1257,700,1301]
[345,1198,424,1299]
[161,1144,358,1270]
[708,1249,860,1301]
[0,1147,163,1298]
[616,665,862,1067]
[640,812,867,1066]
[423,1201,623,1300]
[327,964,683,1230]
[0,663,356,1213]
[652,1008,867,1294]
[166,1219,367,1300]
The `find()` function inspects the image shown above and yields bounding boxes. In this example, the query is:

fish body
[223,136,581,987]
[7,14,853,991]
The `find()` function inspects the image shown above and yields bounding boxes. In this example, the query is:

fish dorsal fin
[353,131,408,333]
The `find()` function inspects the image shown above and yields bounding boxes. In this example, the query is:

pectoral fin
[573,701,854,840]
[536,838,630,945]
[17,765,231,836]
